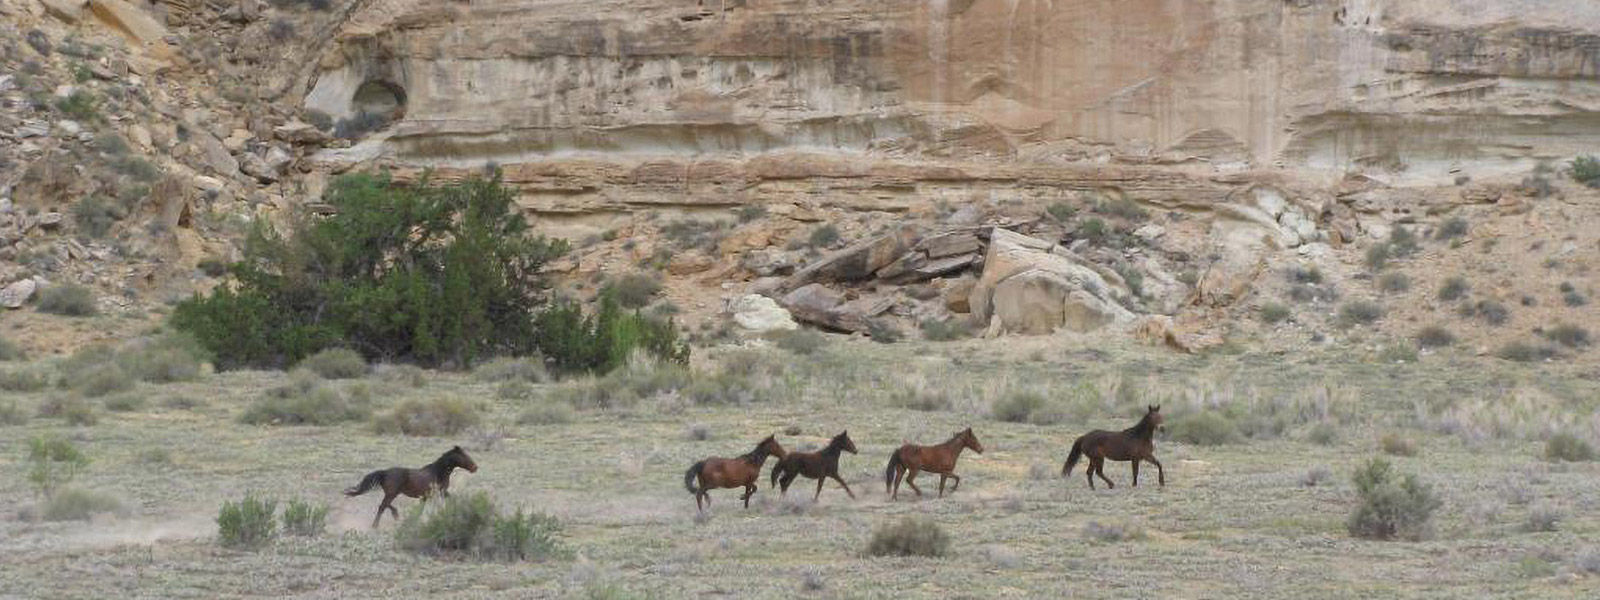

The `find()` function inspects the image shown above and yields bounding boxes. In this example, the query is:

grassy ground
[2,336,1599,599]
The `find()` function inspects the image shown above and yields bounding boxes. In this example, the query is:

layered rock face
[307,0,1600,193]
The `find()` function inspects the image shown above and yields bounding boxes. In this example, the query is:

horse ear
[453,445,463,451]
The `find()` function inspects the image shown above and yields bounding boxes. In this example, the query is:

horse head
[759,434,787,459]
[1147,405,1165,434]
[961,427,985,454]
[836,431,857,454]
[446,445,478,473]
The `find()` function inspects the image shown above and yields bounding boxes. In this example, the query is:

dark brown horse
[683,435,787,511]
[344,446,478,528]
[884,427,984,500]
[1062,405,1166,489]
[770,431,858,501]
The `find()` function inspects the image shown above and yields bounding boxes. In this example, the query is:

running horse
[1062,405,1166,489]
[884,427,984,500]
[770,431,858,502]
[683,435,787,511]
[344,446,478,528]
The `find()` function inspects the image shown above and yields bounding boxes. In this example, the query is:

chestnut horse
[683,435,787,511]
[884,427,984,500]
[770,431,858,501]
[1062,405,1165,489]
[344,446,478,528]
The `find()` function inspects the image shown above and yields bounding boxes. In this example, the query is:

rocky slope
[2,0,1598,360]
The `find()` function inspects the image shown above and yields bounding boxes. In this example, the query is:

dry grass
[0,341,1598,597]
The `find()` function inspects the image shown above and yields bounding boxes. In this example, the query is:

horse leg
[937,474,947,498]
[891,466,906,500]
[1131,459,1140,487]
[1148,457,1165,487]
[813,476,826,501]
[904,469,924,497]
[1094,459,1115,489]
[1084,459,1097,490]
[945,472,961,494]
[374,491,399,528]
[742,484,756,509]
[832,474,856,500]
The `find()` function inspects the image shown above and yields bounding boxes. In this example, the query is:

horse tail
[344,470,384,497]
[770,458,786,488]
[684,461,706,495]
[1062,438,1085,477]
[884,450,903,494]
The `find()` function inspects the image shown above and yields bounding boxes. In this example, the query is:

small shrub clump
[1169,412,1240,446]
[1338,300,1384,327]
[991,390,1048,423]
[281,499,329,536]
[36,284,97,316]
[395,491,562,562]
[240,374,370,426]
[891,388,953,412]
[1572,155,1600,188]
[516,402,575,426]
[1377,272,1411,293]
[1545,433,1596,462]
[866,517,950,557]
[1082,521,1146,543]
[1435,216,1469,240]
[1463,300,1510,326]
[771,329,828,355]
[27,435,90,497]
[473,357,550,384]
[1415,325,1456,348]
[808,224,841,248]
[217,494,278,549]
[1347,457,1441,541]
[1379,432,1418,457]
[296,348,368,379]
[372,397,483,436]
[0,335,22,361]
[1438,276,1469,301]
[1496,341,1557,363]
[41,486,122,521]
[1259,302,1290,324]
[919,318,971,341]
[600,273,663,309]
[1542,323,1590,348]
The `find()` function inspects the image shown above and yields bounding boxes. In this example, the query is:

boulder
[943,278,975,313]
[970,229,1134,335]
[730,294,798,333]
[781,224,918,290]
[917,231,981,259]
[990,269,1133,335]
[274,120,330,145]
[781,283,873,333]
[194,132,239,177]
[89,0,169,45]
[38,212,64,229]
[668,252,715,275]
[240,152,277,183]
[39,0,86,23]
[1,279,37,308]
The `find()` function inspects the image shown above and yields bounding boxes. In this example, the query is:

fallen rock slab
[730,294,798,333]
[1,279,37,308]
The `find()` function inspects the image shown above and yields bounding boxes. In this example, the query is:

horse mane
[739,439,774,464]
[1123,412,1158,439]
[944,430,967,446]
[824,433,850,453]
[427,448,465,476]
